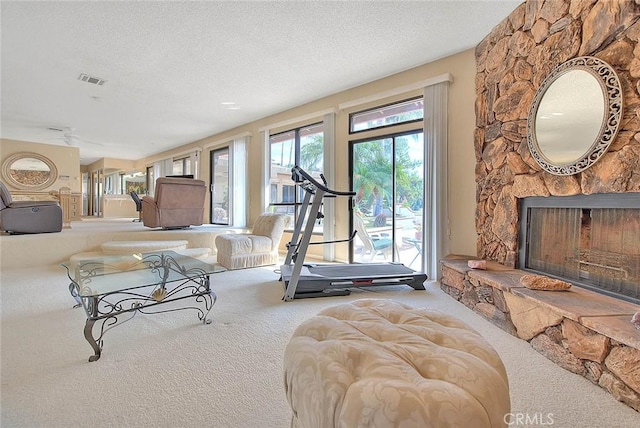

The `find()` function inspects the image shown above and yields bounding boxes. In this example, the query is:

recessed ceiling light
[220,102,236,105]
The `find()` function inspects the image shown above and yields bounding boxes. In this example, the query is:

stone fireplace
[440,0,640,412]
[519,194,640,303]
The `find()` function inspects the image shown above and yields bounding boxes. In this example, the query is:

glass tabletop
[62,251,226,297]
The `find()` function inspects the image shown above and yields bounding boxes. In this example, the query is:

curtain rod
[338,73,453,111]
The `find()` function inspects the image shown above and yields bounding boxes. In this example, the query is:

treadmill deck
[280,262,427,298]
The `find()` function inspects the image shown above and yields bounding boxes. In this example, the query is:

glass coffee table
[62,251,225,362]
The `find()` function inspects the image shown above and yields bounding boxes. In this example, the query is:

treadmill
[280,166,427,301]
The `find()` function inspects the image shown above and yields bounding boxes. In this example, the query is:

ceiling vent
[78,73,106,86]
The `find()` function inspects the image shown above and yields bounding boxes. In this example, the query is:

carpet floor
[1,261,639,427]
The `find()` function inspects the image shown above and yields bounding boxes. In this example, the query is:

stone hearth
[440,255,640,412]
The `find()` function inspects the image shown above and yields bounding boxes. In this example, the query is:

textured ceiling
[1,1,520,165]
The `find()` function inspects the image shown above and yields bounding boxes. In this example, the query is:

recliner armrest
[141,196,160,228]
[7,200,61,209]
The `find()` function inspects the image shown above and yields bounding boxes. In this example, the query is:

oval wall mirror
[1,152,58,190]
[527,56,623,176]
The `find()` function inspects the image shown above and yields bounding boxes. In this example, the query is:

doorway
[350,131,424,270]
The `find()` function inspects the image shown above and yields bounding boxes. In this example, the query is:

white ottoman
[284,299,510,428]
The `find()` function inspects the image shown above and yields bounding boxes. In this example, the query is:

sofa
[284,299,510,427]
[0,181,63,234]
[142,177,206,229]
[215,213,289,270]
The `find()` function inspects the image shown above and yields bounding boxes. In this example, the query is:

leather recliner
[142,177,206,229]
[0,181,63,234]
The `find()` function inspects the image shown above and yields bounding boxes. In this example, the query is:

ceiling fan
[47,126,102,146]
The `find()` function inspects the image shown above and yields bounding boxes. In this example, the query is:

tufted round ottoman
[284,299,510,428]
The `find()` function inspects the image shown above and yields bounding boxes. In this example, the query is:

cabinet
[58,187,82,227]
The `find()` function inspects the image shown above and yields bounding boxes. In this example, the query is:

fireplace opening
[519,194,640,304]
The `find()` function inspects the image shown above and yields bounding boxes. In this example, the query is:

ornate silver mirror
[527,56,622,175]
[1,152,58,190]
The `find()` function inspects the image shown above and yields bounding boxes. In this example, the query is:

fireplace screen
[520,196,640,303]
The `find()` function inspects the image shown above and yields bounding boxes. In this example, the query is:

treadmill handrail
[292,166,356,197]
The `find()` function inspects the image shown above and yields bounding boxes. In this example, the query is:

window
[349,97,424,133]
[269,122,324,223]
[207,137,248,227]
[103,171,146,195]
[211,148,229,225]
[146,166,154,194]
[103,172,117,195]
[122,171,147,195]
[282,185,295,203]
[172,157,191,176]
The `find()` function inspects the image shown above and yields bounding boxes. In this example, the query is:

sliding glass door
[350,131,424,270]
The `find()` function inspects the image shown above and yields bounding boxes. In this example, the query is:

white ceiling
[1,0,520,165]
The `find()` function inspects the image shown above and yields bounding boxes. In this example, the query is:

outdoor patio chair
[353,214,394,261]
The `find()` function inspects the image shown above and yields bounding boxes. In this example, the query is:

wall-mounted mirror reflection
[535,70,604,163]
[527,56,622,176]
[1,152,58,190]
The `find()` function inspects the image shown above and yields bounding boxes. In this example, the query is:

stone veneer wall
[474,0,640,267]
[438,0,640,414]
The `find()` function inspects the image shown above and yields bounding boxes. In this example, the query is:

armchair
[0,181,63,234]
[215,213,289,270]
[141,177,206,229]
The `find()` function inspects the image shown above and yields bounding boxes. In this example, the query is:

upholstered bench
[284,299,510,428]
[214,213,288,270]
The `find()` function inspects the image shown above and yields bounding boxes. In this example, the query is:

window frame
[268,121,324,227]
[349,96,424,134]
[210,146,230,225]
[172,156,191,176]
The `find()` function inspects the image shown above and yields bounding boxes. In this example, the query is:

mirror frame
[527,56,623,176]
[1,152,58,190]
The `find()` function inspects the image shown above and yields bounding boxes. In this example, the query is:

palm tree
[394,136,423,207]
[352,139,392,215]
[300,134,324,172]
